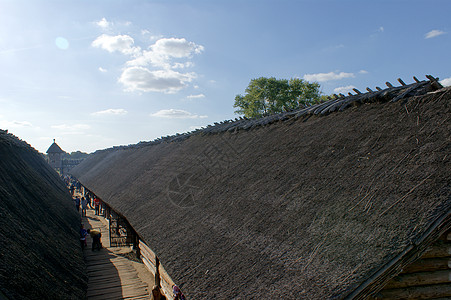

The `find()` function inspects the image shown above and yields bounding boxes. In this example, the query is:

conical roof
[46,139,64,153]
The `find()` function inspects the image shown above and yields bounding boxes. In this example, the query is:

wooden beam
[375,283,451,299]
[421,242,450,259]
[139,242,157,265]
[400,257,451,273]
[426,74,443,90]
[383,270,450,289]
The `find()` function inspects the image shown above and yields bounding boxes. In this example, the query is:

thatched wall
[0,131,87,299]
[71,85,450,299]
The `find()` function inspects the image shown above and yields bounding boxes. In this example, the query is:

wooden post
[155,257,161,288]
[397,78,406,86]
[109,214,112,247]
[134,234,140,259]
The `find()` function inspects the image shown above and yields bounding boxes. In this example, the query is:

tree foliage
[233,77,322,118]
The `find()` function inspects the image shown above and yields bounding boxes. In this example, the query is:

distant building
[46,139,84,175]
[46,139,64,173]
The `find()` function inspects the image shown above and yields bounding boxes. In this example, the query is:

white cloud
[0,120,33,128]
[141,30,162,41]
[127,37,204,68]
[92,108,128,116]
[425,29,446,39]
[303,71,355,82]
[119,66,195,93]
[98,67,107,73]
[92,34,140,55]
[51,124,90,131]
[152,37,204,58]
[173,62,194,69]
[187,94,205,99]
[151,109,207,119]
[333,85,356,94]
[93,33,203,94]
[440,77,451,87]
[359,70,369,74]
[379,26,384,32]
[96,17,111,29]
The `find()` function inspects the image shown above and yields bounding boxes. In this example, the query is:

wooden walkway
[82,207,152,299]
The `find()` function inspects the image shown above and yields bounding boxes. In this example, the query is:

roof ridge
[94,75,443,154]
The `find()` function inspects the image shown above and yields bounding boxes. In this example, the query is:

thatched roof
[71,77,450,299]
[0,131,87,299]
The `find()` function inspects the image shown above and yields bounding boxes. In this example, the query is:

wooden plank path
[82,207,152,300]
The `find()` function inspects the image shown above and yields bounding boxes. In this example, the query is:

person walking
[74,196,81,212]
[87,229,102,251]
[94,197,100,215]
[172,285,185,300]
[79,224,87,250]
[81,197,88,217]
[86,195,93,209]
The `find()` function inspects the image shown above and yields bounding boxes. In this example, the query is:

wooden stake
[397,78,406,86]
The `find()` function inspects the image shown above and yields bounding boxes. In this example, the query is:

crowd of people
[66,175,186,299]
[64,175,104,252]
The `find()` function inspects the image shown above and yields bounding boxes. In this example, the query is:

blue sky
[1,0,450,153]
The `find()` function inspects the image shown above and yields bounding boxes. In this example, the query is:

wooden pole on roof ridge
[397,78,406,86]
[426,75,443,90]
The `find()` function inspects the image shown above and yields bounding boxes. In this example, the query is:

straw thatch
[0,131,87,299]
[71,78,450,299]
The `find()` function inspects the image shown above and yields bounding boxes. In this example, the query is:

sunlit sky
[1,0,450,153]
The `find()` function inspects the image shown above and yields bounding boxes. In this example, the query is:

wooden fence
[139,240,176,298]
[78,184,177,299]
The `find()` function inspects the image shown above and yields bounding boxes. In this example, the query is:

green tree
[233,77,322,118]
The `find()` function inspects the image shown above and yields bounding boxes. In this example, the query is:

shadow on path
[81,208,149,299]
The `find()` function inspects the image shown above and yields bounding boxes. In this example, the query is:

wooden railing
[77,183,178,299]
[139,241,176,298]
